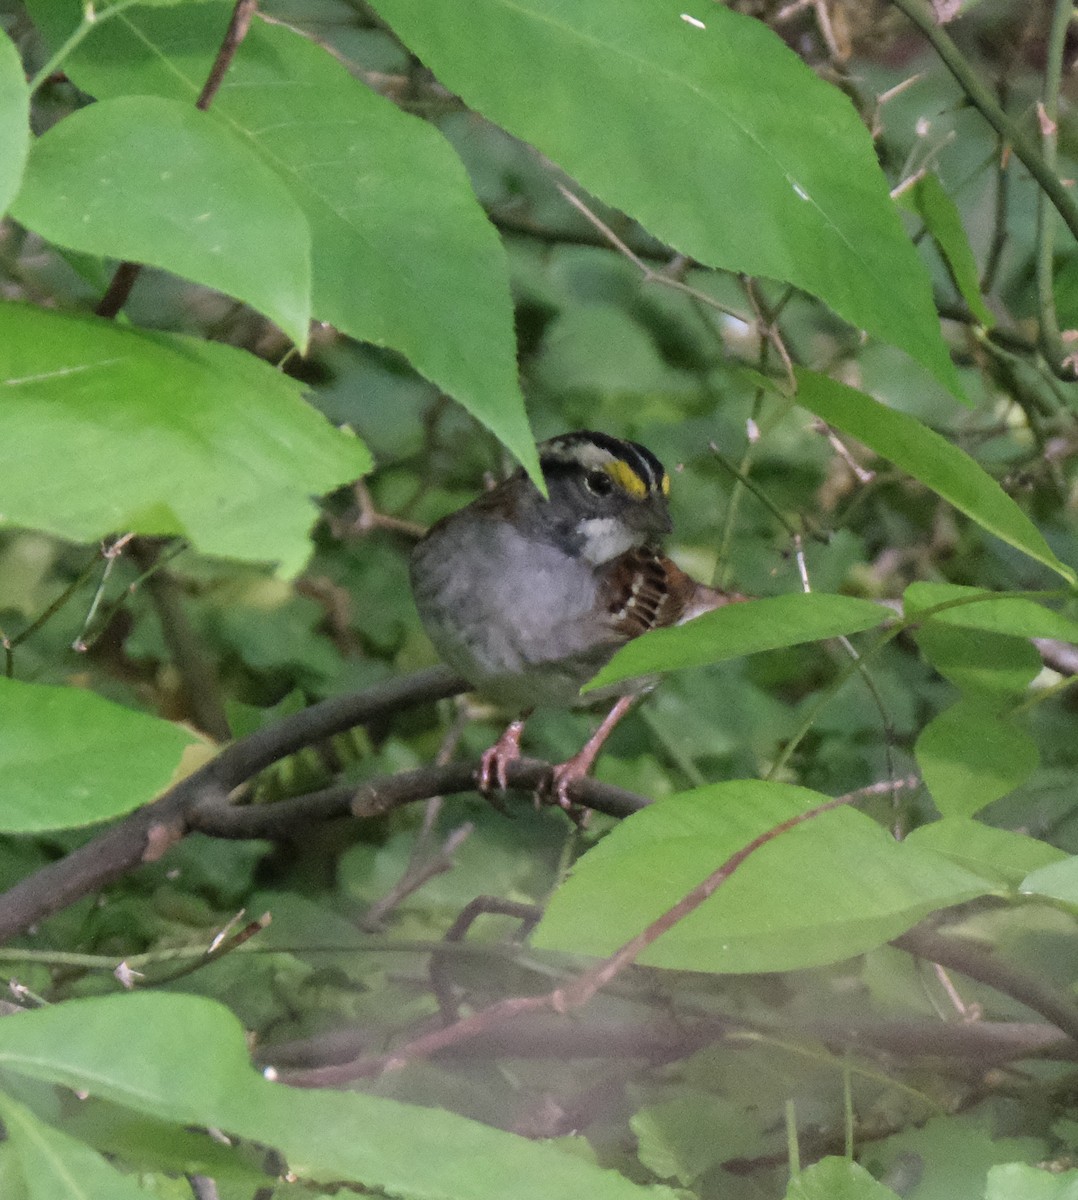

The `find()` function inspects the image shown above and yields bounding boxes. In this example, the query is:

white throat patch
[578,516,637,564]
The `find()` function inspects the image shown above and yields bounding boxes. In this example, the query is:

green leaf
[0,993,679,1200]
[794,369,1075,583]
[904,582,1078,641]
[915,700,1039,818]
[367,0,961,396]
[585,593,890,692]
[1020,857,1078,907]
[904,819,1065,888]
[12,96,312,350]
[0,303,371,576]
[898,172,994,327]
[0,676,196,835]
[0,30,30,218]
[23,0,540,485]
[632,1094,763,1185]
[533,781,990,973]
[913,625,1043,700]
[0,1094,156,1200]
[786,1158,902,1200]
[0,1093,156,1200]
[985,1163,1078,1200]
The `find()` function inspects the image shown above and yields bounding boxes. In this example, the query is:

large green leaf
[794,370,1075,583]
[0,677,196,833]
[12,96,312,349]
[0,30,29,218]
[0,303,371,576]
[23,0,539,483]
[586,593,891,692]
[0,993,678,1200]
[367,0,960,396]
[915,700,1039,818]
[533,781,990,973]
[0,1094,155,1200]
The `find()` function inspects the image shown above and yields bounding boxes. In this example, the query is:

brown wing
[600,548,743,641]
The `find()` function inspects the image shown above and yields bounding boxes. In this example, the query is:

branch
[894,925,1078,1045]
[0,667,466,946]
[188,759,651,839]
[264,1015,1075,1078]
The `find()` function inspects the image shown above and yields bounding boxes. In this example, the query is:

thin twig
[553,182,750,323]
[128,539,231,740]
[196,0,258,109]
[95,0,259,319]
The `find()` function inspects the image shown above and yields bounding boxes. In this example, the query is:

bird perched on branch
[410,431,737,809]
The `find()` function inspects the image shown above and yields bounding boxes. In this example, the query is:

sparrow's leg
[549,695,638,812]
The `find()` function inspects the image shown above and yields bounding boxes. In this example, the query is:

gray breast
[411,510,620,708]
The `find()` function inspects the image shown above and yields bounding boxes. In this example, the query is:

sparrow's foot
[477,718,526,794]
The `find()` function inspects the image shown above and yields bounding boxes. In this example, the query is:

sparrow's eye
[583,469,615,497]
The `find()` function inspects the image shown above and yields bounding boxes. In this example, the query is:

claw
[477,718,526,793]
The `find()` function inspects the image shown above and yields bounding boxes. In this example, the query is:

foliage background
[0,0,1077,1198]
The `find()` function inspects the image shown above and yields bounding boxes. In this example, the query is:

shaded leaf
[12,96,312,349]
[1020,857,1078,907]
[914,625,1043,701]
[0,304,371,576]
[898,172,994,327]
[368,0,960,395]
[0,993,679,1200]
[533,781,990,973]
[986,1164,1078,1199]
[0,30,29,218]
[904,819,1065,888]
[632,1094,764,1184]
[0,677,196,833]
[23,0,540,484]
[794,369,1074,583]
[915,700,1039,818]
[586,593,890,692]
[786,1157,902,1200]
[0,1093,155,1200]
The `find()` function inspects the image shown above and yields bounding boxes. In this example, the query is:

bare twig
[553,182,750,323]
[127,539,231,740]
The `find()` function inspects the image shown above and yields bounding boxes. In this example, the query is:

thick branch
[189,758,649,839]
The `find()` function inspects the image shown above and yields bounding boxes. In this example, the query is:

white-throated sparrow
[410,431,736,807]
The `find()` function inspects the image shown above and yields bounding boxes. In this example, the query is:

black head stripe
[539,431,667,494]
